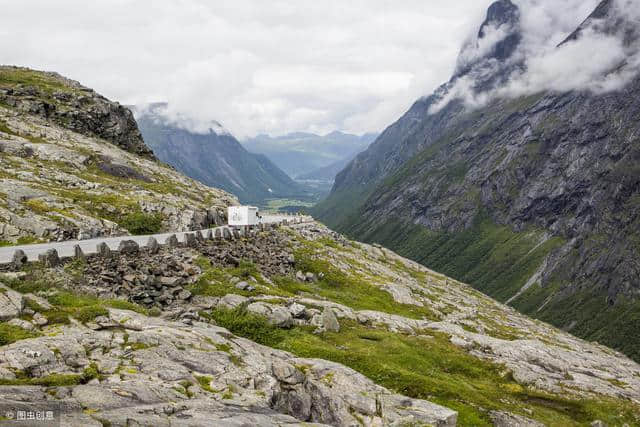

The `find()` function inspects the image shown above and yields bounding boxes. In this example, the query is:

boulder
[288,303,306,319]
[118,240,139,254]
[268,307,293,328]
[218,294,248,310]
[272,360,305,385]
[305,272,317,282]
[12,249,28,268]
[321,306,340,332]
[32,312,48,326]
[0,283,25,321]
[38,249,60,267]
[235,281,250,291]
[147,237,160,254]
[295,271,306,282]
[8,318,34,331]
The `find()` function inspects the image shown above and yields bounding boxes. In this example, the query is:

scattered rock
[321,306,340,333]
[32,312,48,326]
[7,318,34,331]
[288,303,306,319]
[295,271,306,282]
[268,307,293,329]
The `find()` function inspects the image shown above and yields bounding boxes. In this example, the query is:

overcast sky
[0,0,498,138]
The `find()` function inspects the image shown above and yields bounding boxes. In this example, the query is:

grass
[347,214,564,305]
[209,306,640,426]
[0,323,41,345]
[274,242,439,320]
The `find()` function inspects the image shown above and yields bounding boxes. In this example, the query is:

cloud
[430,0,640,113]
[0,0,494,138]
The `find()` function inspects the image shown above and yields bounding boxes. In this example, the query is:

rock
[147,237,159,254]
[268,307,293,328]
[206,230,213,240]
[97,242,111,258]
[214,228,222,239]
[12,249,28,268]
[184,233,197,247]
[7,318,34,331]
[232,229,241,239]
[272,360,305,385]
[305,272,317,282]
[195,230,204,241]
[177,290,192,301]
[591,422,607,427]
[32,312,48,326]
[218,294,248,309]
[295,271,306,282]
[118,240,139,254]
[287,254,295,265]
[288,303,306,318]
[321,306,340,332]
[489,411,545,427]
[0,283,24,321]
[235,281,250,291]
[159,277,183,287]
[165,234,179,247]
[73,244,85,259]
[38,249,60,267]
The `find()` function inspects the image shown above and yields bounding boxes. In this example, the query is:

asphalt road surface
[0,214,307,263]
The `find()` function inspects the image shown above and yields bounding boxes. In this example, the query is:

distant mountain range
[242,131,377,180]
[132,103,310,205]
[315,0,640,362]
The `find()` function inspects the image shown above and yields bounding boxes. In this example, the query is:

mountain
[2,65,640,426]
[242,131,377,179]
[133,103,310,205]
[0,67,234,243]
[315,0,640,362]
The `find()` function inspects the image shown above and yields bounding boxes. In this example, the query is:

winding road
[0,214,310,263]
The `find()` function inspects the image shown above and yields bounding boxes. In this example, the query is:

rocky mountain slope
[0,67,235,244]
[314,0,640,363]
[1,221,639,426]
[243,131,377,179]
[134,103,310,206]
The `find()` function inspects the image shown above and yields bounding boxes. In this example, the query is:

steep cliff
[315,0,640,361]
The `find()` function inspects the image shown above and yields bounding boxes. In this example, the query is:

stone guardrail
[3,215,314,269]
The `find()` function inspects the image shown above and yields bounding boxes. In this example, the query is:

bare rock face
[0,283,24,321]
[0,307,457,426]
[0,66,153,159]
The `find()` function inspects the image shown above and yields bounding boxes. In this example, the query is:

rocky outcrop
[0,81,235,243]
[0,306,456,426]
[0,66,154,159]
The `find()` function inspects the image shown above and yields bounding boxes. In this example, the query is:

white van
[228,206,260,226]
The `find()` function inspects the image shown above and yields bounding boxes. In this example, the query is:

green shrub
[119,211,164,235]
